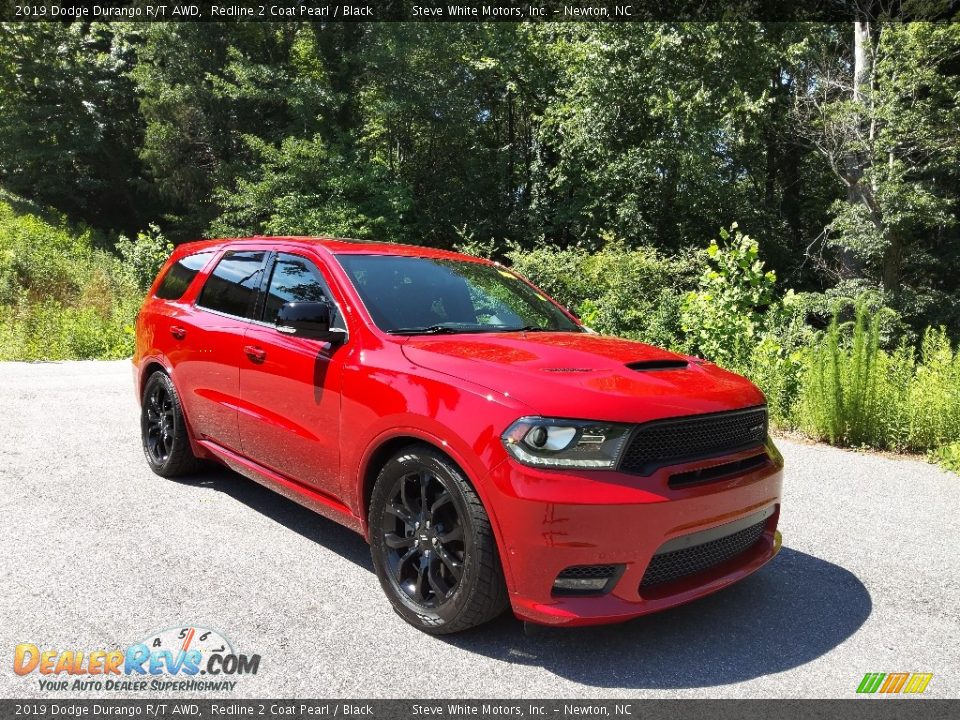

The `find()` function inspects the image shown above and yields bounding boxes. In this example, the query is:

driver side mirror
[276,301,346,344]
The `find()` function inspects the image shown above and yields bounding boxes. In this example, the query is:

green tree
[0,23,151,233]
[794,22,960,330]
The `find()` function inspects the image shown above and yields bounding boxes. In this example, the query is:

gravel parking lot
[1,360,958,699]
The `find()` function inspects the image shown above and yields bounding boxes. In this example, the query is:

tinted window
[154,251,214,300]
[335,254,581,334]
[262,254,331,322]
[197,251,266,318]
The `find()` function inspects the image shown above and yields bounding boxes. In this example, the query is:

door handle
[170,325,187,340]
[243,345,267,363]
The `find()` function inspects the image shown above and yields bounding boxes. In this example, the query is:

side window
[154,251,214,300]
[261,253,332,323]
[196,251,267,318]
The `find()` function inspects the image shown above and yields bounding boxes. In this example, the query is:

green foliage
[795,304,960,459]
[115,225,173,293]
[0,24,152,233]
[505,236,699,348]
[680,224,777,371]
[797,23,960,324]
[744,290,815,426]
[210,134,406,240]
[932,443,960,475]
[0,192,145,360]
[904,327,960,451]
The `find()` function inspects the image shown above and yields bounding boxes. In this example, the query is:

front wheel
[369,445,508,634]
[140,371,201,478]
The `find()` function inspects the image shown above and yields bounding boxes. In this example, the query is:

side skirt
[197,439,365,536]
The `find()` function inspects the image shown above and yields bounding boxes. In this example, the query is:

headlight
[501,417,632,469]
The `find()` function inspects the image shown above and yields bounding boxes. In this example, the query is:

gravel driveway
[1,360,957,699]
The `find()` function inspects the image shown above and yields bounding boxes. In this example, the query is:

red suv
[134,237,783,634]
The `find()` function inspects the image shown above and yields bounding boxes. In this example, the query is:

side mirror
[275,301,346,344]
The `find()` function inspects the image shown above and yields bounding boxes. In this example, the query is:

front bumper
[486,440,784,626]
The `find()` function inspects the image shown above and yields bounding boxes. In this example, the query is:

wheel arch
[360,433,479,532]
[358,430,516,592]
[137,357,209,460]
[139,360,169,401]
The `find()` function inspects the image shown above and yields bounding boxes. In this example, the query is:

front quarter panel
[339,338,531,530]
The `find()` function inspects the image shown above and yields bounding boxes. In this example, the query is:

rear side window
[154,251,214,300]
[197,251,267,318]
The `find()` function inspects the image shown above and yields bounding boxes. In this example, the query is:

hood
[400,332,765,423]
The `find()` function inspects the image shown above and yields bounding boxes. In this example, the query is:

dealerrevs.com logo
[13,626,260,692]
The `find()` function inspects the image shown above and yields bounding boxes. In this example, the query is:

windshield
[335,254,582,335]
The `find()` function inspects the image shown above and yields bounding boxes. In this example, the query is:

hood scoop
[626,359,688,371]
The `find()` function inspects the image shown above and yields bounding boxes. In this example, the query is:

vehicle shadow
[443,546,872,689]
[173,468,870,689]
[172,465,373,570]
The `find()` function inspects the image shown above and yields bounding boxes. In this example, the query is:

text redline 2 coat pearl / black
[134,237,783,634]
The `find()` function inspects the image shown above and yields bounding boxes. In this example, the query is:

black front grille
[640,518,768,589]
[619,406,768,475]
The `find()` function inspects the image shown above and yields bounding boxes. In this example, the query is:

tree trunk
[882,231,902,292]
[840,20,874,279]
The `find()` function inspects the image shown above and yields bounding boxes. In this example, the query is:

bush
[904,327,960,451]
[504,236,699,348]
[115,224,173,293]
[932,443,960,475]
[745,291,815,427]
[0,192,159,360]
[796,305,892,446]
[680,224,777,372]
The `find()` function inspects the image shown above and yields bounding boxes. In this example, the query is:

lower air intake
[640,518,768,589]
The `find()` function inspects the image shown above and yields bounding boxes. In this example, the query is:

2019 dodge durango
[133,237,783,634]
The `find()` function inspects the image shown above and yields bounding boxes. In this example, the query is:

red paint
[134,237,783,626]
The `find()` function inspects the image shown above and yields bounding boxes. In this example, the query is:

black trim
[251,250,277,323]
[625,359,688,371]
[668,453,771,489]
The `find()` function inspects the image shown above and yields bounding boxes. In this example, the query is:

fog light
[553,577,609,592]
[552,564,623,596]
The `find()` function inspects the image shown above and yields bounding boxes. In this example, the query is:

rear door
[173,248,268,453]
[238,251,348,500]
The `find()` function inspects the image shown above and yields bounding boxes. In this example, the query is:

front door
[238,252,346,500]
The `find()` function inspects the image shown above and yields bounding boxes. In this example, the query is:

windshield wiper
[387,325,465,336]
[496,325,554,333]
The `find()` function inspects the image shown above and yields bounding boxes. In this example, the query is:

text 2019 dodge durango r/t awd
[133,237,783,634]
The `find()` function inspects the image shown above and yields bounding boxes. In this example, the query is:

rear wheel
[369,445,508,634]
[140,371,200,478]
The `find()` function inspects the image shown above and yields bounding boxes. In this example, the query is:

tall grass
[793,306,960,460]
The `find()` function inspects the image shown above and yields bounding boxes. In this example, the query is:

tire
[369,445,509,634]
[140,371,201,478]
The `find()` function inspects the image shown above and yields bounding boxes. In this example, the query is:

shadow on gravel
[172,466,373,569]
[444,547,872,689]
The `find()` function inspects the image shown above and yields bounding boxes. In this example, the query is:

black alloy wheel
[144,381,174,465]
[369,445,508,634]
[140,371,200,478]
[383,468,465,608]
